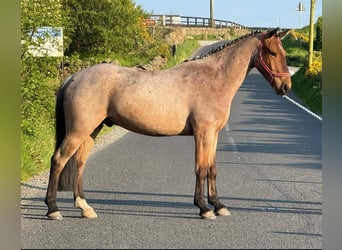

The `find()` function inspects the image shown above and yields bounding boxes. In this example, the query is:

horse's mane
[185,30,262,62]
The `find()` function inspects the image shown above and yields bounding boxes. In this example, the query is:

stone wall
[163,26,251,45]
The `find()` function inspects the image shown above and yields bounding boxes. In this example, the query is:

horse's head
[254,28,292,95]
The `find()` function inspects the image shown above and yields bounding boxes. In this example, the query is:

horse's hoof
[201,210,216,219]
[81,208,98,218]
[216,207,231,216]
[46,211,63,220]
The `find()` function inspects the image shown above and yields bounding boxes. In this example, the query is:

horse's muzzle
[281,82,291,95]
[275,82,291,96]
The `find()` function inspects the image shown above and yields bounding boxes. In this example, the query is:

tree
[21,0,66,179]
[62,0,166,60]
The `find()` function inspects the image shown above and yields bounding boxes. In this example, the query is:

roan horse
[45,28,292,220]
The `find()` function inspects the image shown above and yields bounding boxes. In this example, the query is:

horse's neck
[223,36,258,74]
[211,36,259,95]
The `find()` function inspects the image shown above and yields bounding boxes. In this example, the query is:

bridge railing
[149,15,249,30]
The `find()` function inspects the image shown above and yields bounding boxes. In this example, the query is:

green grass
[21,128,54,181]
[163,39,200,69]
[286,47,308,67]
[282,33,308,67]
[290,67,322,115]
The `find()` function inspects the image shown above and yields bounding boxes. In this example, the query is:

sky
[133,0,322,29]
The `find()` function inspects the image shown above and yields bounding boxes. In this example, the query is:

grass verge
[290,66,322,115]
[163,39,200,69]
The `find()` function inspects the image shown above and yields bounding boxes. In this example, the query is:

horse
[45,28,292,220]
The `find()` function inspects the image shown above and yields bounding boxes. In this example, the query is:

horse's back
[62,63,194,136]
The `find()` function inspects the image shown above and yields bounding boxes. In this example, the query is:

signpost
[144,19,156,35]
[23,26,64,77]
[27,26,63,57]
[143,19,156,27]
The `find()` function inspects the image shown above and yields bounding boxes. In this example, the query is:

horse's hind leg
[45,134,84,220]
[73,136,97,218]
[74,125,103,218]
[206,131,230,216]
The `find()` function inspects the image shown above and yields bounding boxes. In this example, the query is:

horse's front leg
[194,165,216,219]
[193,129,218,219]
[207,159,231,216]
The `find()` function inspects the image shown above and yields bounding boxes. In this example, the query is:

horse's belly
[109,104,192,136]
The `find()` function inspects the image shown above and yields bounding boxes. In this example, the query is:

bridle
[254,34,291,86]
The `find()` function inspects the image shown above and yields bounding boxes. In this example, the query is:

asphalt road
[21,68,322,248]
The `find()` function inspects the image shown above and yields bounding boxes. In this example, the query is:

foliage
[62,0,167,62]
[21,0,64,136]
[21,0,65,181]
[291,66,322,115]
[284,19,322,115]
[282,30,309,67]
[305,52,322,78]
[289,30,309,43]
[314,16,322,51]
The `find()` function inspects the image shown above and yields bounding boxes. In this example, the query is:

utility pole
[308,0,316,66]
[210,0,214,28]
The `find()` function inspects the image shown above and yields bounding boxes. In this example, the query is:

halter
[254,34,291,86]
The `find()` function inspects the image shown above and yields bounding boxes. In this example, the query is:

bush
[314,16,322,51]
[21,56,60,181]
[282,30,309,67]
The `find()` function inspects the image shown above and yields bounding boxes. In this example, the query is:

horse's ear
[264,28,279,39]
[277,29,291,40]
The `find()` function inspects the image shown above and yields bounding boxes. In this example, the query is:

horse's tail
[55,77,77,191]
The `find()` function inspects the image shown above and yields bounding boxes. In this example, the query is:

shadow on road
[217,73,321,171]
[21,188,322,221]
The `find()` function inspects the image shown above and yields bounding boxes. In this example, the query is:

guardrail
[149,15,249,30]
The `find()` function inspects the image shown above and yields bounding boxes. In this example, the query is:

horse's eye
[269,51,276,57]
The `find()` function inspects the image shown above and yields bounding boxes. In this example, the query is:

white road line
[285,66,322,121]
[282,95,322,121]
[224,124,238,153]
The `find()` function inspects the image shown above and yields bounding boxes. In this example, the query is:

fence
[150,15,249,30]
